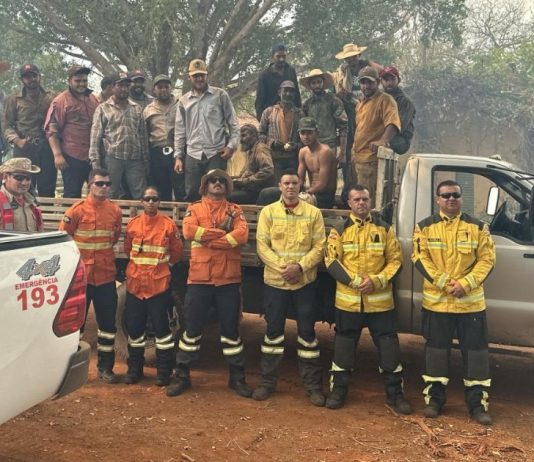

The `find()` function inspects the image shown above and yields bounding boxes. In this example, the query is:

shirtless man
[297,117,337,209]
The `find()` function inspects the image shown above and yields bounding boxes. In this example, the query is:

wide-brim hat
[299,69,334,90]
[0,157,40,175]
[199,169,233,196]
[335,43,368,60]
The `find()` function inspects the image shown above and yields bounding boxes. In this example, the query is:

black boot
[125,345,145,385]
[228,365,253,398]
[253,353,283,401]
[326,371,350,409]
[97,349,118,384]
[423,381,447,418]
[465,385,492,425]
[384,373,412,415]
[298,357,324,406]
[155,348,175,387]
[166,365,191,397]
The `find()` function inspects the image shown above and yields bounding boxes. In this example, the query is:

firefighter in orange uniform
[123,186,183,386]
[60,168,122,384]
[166,169,253,398]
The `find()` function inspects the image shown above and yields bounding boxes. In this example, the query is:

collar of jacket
[439,211,461,222]
[68,87,93,98]
[350,212,372,226]
[279,198,305,215]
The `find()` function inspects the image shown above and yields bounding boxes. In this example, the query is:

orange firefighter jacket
[182,197,248,286]
[59,195,122,286]
[124,212,183,299]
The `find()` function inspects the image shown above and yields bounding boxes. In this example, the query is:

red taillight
[53,258,87,337]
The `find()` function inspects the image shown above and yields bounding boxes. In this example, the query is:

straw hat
[335,43,368,60]
[299,69,334,90]
[199,169,233,196]
[0,157,41,175]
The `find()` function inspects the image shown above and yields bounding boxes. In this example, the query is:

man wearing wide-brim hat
[0,157,43,231]
[301,69,347,165]
[167,168,254,399]
[332,44,382,184]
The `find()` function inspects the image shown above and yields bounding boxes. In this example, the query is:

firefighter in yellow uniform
[324,185,412,413]
[412,180,496,425]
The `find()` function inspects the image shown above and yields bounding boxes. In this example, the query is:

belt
[25,136,43,145]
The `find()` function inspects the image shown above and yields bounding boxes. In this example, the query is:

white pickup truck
[0,230,90,425]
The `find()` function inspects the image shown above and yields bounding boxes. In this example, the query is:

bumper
[54,341,91,399]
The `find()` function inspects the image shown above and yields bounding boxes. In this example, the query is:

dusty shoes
[252,386,274,401]
[98,369,120,384]
[229,378,253,398]
[471,408,493,425]
[166,377,191,397]
[325,386,348,409]
[423,404,441,418]
[387,394,413,415]
[308,389,326,407]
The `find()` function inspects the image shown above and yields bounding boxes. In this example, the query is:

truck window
[432,169,533,243]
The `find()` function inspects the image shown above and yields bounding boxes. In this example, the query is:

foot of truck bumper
[54,341,91,399]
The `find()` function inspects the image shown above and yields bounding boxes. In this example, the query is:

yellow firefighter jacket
[256,199,325,290]
[412,211,496,313]
[325,213,402,312]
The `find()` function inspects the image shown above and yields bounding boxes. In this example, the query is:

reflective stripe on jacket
[59,196,122,286]
[182,197,248,286]
[411,212,496,313]
[325,213,402,312]
[257,199,325,290]
[125,213,183,299]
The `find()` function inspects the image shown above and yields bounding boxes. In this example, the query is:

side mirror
[486,186,500,216]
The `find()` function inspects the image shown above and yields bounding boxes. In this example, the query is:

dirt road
[1,314,533,462]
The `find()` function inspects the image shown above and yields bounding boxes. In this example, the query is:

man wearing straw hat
[301,69,347,167]
[0,157,42,231]
[332,44,382,183]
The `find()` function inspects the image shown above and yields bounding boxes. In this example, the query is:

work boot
[423,403,441,418]
[308,389,326,407]
[471,408,493,426]
[98,369,120,384]
[155,375,172,387]
[229,378,253,398]
[252,385,274,401]
[124,371,143,385]
[325,385,348,409]
[166,365,191,397]
[387,394,413,415]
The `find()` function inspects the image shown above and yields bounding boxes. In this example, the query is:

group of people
[1,42,415,210]
[0,44,495,426]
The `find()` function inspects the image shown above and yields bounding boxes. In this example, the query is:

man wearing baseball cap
[143,75,184,201]
[258,80,302,186]
[255,43,301,121]
[89,72,149,199]
[129,69,154,109]
[0,157,42,231]
[2,64,56,197]
[45,65,99,198]
[351,66,400,205]
[173,59,239,202]
[380,66,416,155]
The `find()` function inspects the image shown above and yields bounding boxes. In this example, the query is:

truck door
[428,167,534,347]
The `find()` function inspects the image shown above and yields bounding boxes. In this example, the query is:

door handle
[524,253,534,259]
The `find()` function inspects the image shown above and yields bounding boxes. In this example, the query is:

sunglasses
[208,177,225,185]
[438,192,462,199]
[93,181,112,187]
[142,196,160,203]
[10,174,32,182]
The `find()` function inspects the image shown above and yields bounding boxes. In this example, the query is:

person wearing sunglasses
[167,169,252,399]
[0,157,43,231]
[60,168,123,384]
[412,180,496,425]
[122,186,183,385]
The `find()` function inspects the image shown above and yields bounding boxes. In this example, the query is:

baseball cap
[188,59,208,76]
[298,117,318,132]
[19,63,40,77]
[279,80,296,90]
[380,66,400,79]
[67,64,91,78]
[358,66,379,83]
[112,72,132,84]
[153,74,172,86]
[129,69,146,80]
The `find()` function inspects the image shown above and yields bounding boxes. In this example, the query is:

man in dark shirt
[380,66,416,155]
[255,44,301,121]
[2,64,56,197]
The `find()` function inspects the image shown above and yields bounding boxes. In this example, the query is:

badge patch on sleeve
[63,216,71,223]
[184,210,192,217]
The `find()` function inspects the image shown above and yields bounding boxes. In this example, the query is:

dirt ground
[1,313,534,462]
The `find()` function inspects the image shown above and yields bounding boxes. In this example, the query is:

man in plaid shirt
[89,72,149,199]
